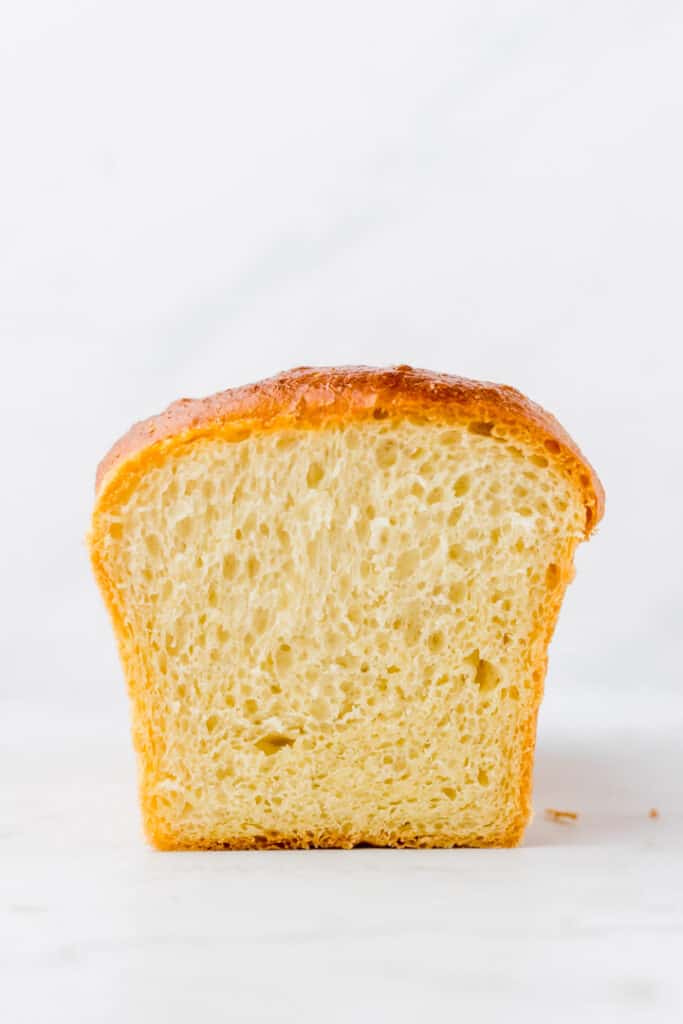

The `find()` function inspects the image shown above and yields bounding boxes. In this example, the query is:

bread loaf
[89,366,603,849]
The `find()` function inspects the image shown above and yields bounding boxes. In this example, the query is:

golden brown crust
[90,365,604,851]
[148,828,526,851]
[95,365,604,536]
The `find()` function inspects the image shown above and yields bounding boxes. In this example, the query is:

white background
[2,2,682,1021]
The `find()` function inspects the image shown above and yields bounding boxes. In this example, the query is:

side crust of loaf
[90,366,603,850]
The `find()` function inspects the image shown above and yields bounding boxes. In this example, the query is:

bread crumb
[649,808,659,819]
[544,808,578,824]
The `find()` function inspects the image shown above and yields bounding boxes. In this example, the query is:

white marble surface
[2,1,683,1020]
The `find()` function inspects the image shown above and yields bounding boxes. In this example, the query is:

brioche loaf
[89,366,603,849]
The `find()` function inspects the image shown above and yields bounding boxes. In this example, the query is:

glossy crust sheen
[90,365,604,850]
[95,365,604,528]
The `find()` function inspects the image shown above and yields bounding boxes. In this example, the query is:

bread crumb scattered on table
[649,808,659,819]
[544,808,578,824]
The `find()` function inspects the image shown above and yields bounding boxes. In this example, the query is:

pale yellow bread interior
[91,403,594,849]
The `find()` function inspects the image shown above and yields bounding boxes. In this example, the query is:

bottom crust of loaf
[146,821,527,851]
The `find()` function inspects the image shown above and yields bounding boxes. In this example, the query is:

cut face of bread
[90,367,603,849]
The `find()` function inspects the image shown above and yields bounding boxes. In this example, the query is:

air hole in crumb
[276,644,293,672]
[253,608,268,634]
[448,543,465,562]
[307,462,324,488]
[428,631,445,653]
[396,549,419,579]
[531,454,548,468]
[453,474,471,497]
[355,518,369,543]
[442,787,456,800]
[544,439,561,454]
[440,430,459,445]
[276,434,297,450]
[255,734,295,756]
[165,478,179,500]
[448,506,463,527]
[419,460,436,478]
[145,533,160,556]
[478,768,489,786]
[277,528,291,550]
[206,715,219,734]
[222,554,237,580]
[311,697,330,721]
[475,658,500,693]
[404,616,421,646]
[176,517,192,541]
[376,440,397,469]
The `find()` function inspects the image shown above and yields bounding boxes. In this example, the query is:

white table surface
[4,689,682,1024]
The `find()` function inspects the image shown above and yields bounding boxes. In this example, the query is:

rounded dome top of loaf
[95,365,604,536]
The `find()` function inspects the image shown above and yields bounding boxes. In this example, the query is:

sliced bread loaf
[89,366,603,848]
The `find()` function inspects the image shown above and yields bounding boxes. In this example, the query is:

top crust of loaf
[94,365,604,534]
